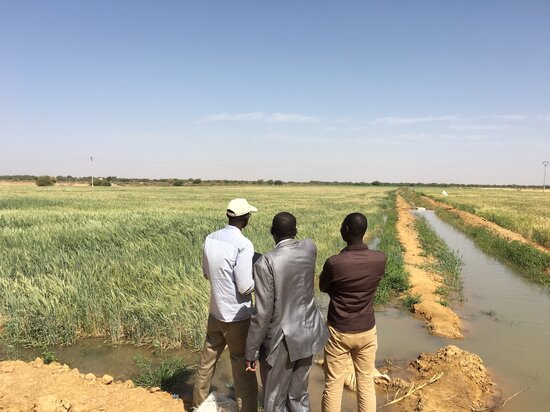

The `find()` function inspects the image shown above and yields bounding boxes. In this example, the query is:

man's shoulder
[274,238,316,254]
[330,248,386,264]
[294,238,316,253]
[367,249,387,260]
[205,227,252,248]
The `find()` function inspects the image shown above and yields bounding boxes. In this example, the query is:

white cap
[226,198,258,217]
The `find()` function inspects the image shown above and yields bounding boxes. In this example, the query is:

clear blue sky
[1,1,549,184]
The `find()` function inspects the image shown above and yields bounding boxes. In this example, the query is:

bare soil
[423,196,550,254]
[396,195,463,338]
[379,345,499,411]
[0,358,184,412]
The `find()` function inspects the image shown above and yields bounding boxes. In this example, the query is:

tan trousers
[193,315,258,412]
[321,325,377,412]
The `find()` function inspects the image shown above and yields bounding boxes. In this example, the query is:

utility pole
[543,161,549,192]
[90,156,94,187]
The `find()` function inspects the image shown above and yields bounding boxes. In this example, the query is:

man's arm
[245,256,275,361]
[319,258,334,293]
[234,240,255,295]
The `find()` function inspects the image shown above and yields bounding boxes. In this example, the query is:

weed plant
[402,293,422,311]
[133,354,195,391]
[41,349,57,364]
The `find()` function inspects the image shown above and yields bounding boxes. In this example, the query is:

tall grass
[0,185,395,350]
[375,193,410,304]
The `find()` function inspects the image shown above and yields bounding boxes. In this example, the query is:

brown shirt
[319,244,386,333]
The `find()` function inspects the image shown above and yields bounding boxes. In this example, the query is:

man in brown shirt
[319,212,386,412]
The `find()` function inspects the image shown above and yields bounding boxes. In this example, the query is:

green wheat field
[0,185,398,351]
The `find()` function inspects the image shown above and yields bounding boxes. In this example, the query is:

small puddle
[415,210,550,410]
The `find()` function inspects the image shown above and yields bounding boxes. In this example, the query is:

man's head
[226,198,257,229]
[271,212,297,242]
[340,212,368,244]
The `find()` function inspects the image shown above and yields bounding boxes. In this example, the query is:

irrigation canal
[412,210,550,411]
[5,210,550,411]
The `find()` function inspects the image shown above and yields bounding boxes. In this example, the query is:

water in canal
[416,210,550,411]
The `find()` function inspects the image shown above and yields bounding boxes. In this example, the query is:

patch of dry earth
[0,358,184,412]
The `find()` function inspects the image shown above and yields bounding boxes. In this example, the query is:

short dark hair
[272,212,297,238]
[343,212,368,237]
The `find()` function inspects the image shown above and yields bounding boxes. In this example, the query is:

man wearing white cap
[193,198,259,412]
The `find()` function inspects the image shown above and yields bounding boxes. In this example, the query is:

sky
[1,1,549,185]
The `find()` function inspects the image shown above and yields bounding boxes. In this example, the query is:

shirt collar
[225,225,242,232]
[342,244,369,251]
[276,238,295,247]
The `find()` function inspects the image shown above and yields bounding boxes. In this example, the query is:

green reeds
[414,215,464,303]
[375,193,410,304]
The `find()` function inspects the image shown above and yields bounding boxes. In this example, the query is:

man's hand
[245,360,257,372]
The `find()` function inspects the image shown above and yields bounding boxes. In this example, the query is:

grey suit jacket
[245,238,329,365]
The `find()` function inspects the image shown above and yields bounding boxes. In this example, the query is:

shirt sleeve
[245,256,275,361]
[233,240,255,295]
[319,258,334,293]
[201,242,209,279]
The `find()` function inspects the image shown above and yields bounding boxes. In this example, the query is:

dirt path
[423,196,550,254]
[0,358,184,412]
[396,194,463,338]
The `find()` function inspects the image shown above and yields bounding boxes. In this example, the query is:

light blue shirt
[202,225,255,322]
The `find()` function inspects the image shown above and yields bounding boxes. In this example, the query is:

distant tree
[192,178,202,185]
[173,179,184,186]
[274,180,283,185]
[92,178,112,187]
[371,180,381,186]
[36,176,55,186]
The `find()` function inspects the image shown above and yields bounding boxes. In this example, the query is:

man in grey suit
[245,212,329,412]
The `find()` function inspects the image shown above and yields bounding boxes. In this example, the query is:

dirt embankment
[396,194,463,338]
[423,196,550,254]
[0,358,184,412]
[379,345,498,411]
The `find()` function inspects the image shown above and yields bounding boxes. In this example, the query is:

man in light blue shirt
[193,198,259,412]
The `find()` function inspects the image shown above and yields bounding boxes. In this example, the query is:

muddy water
[417,210,550,411]
[7,307,445,410]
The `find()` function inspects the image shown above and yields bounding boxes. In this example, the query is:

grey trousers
[260,338,313,412]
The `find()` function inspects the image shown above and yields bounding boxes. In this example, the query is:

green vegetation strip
[375,193,410,304]
[414,216,464,305]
